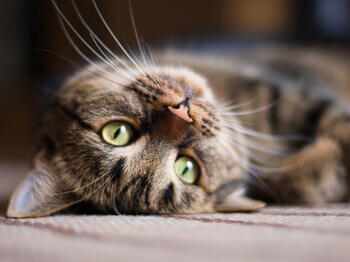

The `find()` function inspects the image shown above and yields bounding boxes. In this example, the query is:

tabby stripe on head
[137,80,164,95]
[177,130,197,148]
[56,103,92,130]
[195,102,219,121]
[120,176,140,196]
[119,174,152,210]
[181,191,195,208]
[304,100,331,136]
[269,87,281,134]
[144,183,151,208]
[146,74,162,86]
[137,176,148,199]
[109,158,125,182]
[202,118,214,127]
[163,183,175,208]
[327,114,350,129]
[142,172,155,208]
[130,88,153,103]
[131,175,150,210]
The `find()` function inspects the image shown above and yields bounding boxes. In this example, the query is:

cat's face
[7,61,265,217]
[46,65,245,214]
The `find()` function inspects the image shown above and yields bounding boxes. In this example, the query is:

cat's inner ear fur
[214,191,266,212]
[7,151,74,218]
[212,181,265,212]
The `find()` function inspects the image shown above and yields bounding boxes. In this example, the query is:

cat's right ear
[7,151,74,218]
[214,193,266,212]
[212,181,266,212]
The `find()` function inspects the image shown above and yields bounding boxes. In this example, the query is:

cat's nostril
[181,96,191,110]
[168,105,192,123]
[172,96,191,109]
[168,97,193,123]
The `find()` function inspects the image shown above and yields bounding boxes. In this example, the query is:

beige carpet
[1,163,350,262]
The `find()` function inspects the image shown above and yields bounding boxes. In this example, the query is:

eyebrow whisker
[92,0,146,76]
[57,15,126,87]
[51,0,130,85]
[90,33,137,82]
[128,1,148,69]
[71,0,140,79]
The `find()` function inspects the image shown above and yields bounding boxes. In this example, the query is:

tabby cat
[7,1,350,217]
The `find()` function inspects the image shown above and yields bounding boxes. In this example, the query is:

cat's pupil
[182,166,189,175]
[182,161,194,176]
[113,128,121,139]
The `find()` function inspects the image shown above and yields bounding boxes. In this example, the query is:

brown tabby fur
[6,1,350,217]
[7,46,350,217]
[162,48,350,204]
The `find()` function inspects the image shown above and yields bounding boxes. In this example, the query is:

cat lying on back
[7,1,350,217]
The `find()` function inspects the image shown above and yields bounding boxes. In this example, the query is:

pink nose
[168,104,193,123]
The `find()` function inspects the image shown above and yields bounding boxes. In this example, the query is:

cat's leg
[248,106,350,204]
[318,106,350,172]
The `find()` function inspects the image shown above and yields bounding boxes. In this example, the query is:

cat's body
[7,45,350,218]
[6,0,349,218]
[7,0,350,217]
[161,48,350,204]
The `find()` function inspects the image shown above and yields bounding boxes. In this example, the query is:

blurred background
[0,0,350,167]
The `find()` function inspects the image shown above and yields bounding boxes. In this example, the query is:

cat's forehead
[61,65,214,104]
[57,65,218,129]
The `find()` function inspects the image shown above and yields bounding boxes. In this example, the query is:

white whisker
[56,15,125,86]
[90,33,137,82]
[217,100,255,112]
[142,40,160,73]
[222,129,289,156]
[124,41,148,73]
[221,131,278,166]
[92,0,146,75]
[219,100,278,116]
[34,48,131,89]
[219,139,278,199]
[71,0,140,79]
[44,169,115,209]
[51,0,132,85]
[219,137,298,176]
[222,120,307,141]
[226,138,281,167]
[111,181,121,215]
[34,48,79,67]
[128,1,148,68]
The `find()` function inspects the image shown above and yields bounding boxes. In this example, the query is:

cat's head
[7,63,265,217]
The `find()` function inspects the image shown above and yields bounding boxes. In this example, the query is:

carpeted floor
[1,163,350,262]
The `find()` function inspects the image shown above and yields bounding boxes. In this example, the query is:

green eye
[101,121,133,146]
[174,156,199,184]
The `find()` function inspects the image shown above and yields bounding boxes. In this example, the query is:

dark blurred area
[1,0,350,163]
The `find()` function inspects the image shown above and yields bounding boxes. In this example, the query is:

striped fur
[7,47,350,217]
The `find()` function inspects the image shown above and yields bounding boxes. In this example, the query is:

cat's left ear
[214,193,266,212]
[7,151,74,218]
